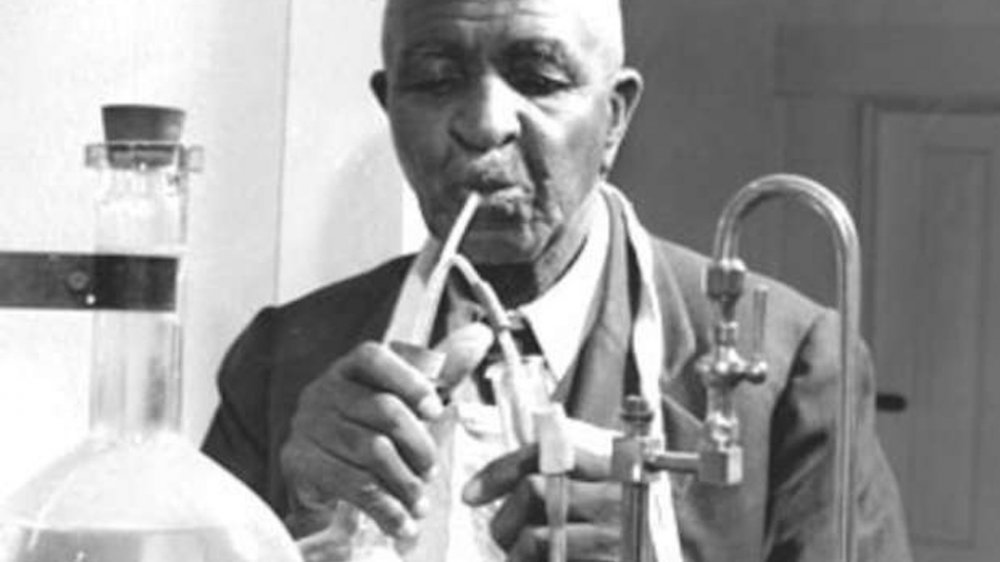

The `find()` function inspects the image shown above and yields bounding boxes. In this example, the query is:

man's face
[374,0,639,264]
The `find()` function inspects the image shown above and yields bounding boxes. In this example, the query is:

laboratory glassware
[0,105,303,562]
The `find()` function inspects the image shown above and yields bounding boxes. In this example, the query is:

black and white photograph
[1,1,997,561]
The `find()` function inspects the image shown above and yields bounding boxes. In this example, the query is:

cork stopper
[91,105,195,169]
[102,104,185,143]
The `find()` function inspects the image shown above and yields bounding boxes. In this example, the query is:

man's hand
[281,324,493,541]
[461,422,622,562]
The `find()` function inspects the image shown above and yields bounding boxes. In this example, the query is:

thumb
[462,419,617,506]
[433,322,494,392]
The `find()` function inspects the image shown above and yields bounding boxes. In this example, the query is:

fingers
[335,341,444,420]
[507,525,620,562]
[463,443,540,506]
[462,430,614,507]
[281,435,420,540]
[488,475,545,548]
[307,341,446,475]
[458,417,623,561]
[292,405,431,508]
[563,481,620,523]
[298,376,439,479]
[283,341,449,540]
[489,478,621,550]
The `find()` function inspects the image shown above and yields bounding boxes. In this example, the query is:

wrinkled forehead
[381,0,623,69]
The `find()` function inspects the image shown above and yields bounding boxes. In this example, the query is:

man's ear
[601,67,644,175]
[370,70,389,110]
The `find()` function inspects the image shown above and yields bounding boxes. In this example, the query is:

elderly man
[203,0,911,560]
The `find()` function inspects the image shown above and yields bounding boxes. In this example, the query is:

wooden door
[869,109,1000,562]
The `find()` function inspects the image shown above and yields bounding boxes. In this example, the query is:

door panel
[870,110,1000,561]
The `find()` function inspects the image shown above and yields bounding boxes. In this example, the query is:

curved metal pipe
[711,173,861,562]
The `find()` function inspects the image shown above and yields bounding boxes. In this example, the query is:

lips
[443,170,529,215]
[480,184,529,208]
[451,179,524,223]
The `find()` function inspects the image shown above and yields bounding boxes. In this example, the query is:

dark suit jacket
[202,236,911,562]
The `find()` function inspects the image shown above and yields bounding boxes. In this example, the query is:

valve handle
[746,285,768,384]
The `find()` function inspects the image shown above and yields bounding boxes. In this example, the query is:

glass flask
[0,105,302,562]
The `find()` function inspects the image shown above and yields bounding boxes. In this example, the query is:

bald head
[380,0,625,77]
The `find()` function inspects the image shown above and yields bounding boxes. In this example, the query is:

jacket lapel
[649,244,706,457]
[553,198,631,428]
[553,190,706,443]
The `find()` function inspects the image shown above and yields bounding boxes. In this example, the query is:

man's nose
[449,76,521,153]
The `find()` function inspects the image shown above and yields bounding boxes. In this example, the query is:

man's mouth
[480,185,530,209]
[443,165,534,230]
[468,185,532,227]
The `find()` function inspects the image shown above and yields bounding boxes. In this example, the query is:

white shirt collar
[517,192,609,387]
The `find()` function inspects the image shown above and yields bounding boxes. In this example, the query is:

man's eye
[400,61,465,96]
[509,71,569,97]
[408,76,462,95]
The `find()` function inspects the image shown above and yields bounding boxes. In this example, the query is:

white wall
[0,0,290,496]
[278,0,424,302]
